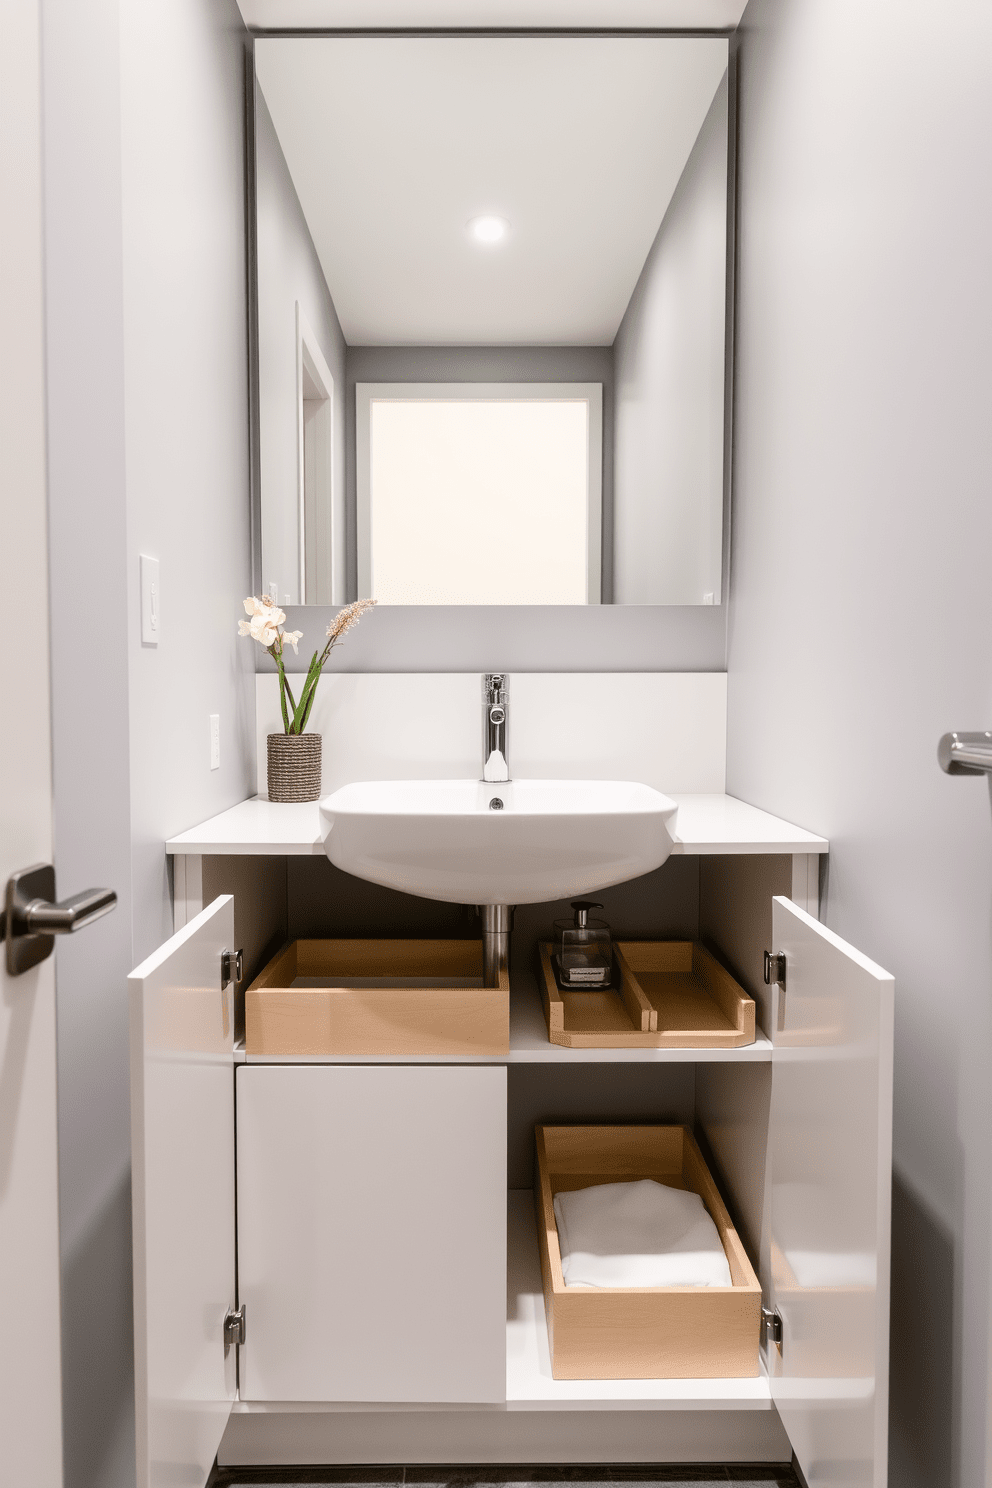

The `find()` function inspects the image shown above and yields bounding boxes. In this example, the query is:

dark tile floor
[210,1463,800,1488]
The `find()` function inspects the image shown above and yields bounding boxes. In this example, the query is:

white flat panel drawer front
[237,1064,507,1402]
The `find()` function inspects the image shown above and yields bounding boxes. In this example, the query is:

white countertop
[165,792,827,857]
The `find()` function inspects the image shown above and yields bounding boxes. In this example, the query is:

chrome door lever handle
[938,732,992,775]
[2,864,117,976]
[22,885,117,935]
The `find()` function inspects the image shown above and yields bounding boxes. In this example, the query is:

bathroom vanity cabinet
[131,795,892,1488]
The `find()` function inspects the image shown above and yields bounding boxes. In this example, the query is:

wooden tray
[534,1124,761,1379]
[537,939,755,1049]
[246,939,509,1056]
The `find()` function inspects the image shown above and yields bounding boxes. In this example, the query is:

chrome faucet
[483,674,509,782]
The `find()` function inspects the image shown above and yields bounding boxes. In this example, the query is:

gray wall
[41,0,135,1481]
[255,86,347,607]
[729,2,992,1484]
[121,0,256,970]
[614,71,728,606]
[41,0,256,1484]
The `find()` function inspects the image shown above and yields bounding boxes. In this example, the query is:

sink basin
[318,778,679,905]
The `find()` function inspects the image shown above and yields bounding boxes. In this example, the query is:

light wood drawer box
[538,939,755,1049]
[534,1123,761,1379]
[246,939,509,1056]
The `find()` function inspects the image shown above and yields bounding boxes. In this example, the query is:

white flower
[282,629,303,653]
[249,614,279,647]
[243,594,286,624]
[239,595,286,648]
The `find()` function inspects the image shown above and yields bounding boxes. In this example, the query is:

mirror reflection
[252,36,731,607]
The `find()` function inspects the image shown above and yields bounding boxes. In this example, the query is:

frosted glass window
[357,385,602,605]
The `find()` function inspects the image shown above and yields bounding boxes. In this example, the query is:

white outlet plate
[140,555,160,645]
[209,714,220,771]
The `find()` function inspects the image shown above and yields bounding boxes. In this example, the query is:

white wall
[728,3,992,1484]
[256,87,347,607]
[614,72,728,606]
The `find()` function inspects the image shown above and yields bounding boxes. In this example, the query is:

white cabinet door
[767,896,894,1488]
[129,895,238,1488]
[237,1064,507,1402]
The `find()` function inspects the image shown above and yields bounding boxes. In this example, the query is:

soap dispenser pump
[553,900,613,990]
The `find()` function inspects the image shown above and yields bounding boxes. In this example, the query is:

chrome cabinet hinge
[765,949,788,1031]
[221,947,243,988]
[224,1304,246,1347]
[762,1306,783,1350]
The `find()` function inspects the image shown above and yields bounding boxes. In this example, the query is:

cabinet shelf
[241,971,773,1065]
[507,1191,774,1411]
[231,1193,775,1417]
[508,973,772,1063]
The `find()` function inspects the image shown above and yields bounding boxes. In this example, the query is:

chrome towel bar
[938,732,992,775]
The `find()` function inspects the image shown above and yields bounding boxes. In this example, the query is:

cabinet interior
[198,847,791,1298]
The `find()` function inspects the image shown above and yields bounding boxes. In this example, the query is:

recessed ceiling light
[468,215,510,246]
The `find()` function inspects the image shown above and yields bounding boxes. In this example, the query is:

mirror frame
[244,30,739,616]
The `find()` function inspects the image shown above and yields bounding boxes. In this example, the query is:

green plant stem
[263,620,360,736]
[273,646,300,734]
[295,634,342,732]
[290,651,319,734]
[271,646,290,732]
[296,650,323,732]
[299,682,318,733]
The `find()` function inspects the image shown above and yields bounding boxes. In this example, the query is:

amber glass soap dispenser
[553,900,613,989]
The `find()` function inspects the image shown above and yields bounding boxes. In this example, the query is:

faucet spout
[482,674,509,783]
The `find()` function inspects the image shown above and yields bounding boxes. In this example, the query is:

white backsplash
[255,672,727,799]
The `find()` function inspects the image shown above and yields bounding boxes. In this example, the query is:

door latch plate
[763,949,786,988]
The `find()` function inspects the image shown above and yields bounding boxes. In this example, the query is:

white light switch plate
[209,714,220,771]
[140,555,160,645]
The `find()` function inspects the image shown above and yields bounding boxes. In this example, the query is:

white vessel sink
[318,778,679,905]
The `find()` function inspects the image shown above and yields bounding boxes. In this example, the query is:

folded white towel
[553,1179,733,1289]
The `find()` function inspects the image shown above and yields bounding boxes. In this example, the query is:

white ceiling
[255,36,729,345]
[240,2,747,30]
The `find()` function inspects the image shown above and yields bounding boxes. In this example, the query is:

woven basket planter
[267,732,322,803]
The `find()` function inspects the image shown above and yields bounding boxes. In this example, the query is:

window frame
[355,382,603,605]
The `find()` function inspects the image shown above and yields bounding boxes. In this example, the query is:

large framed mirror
[249,34,733,608]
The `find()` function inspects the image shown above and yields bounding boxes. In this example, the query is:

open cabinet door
[129,896,238,1488]
[767,896,894,1488]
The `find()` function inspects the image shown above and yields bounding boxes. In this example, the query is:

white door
[237,1063,508,1402]
[129,895,238,1488]
[767,895,895,1488]
[0,0,65,1476]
